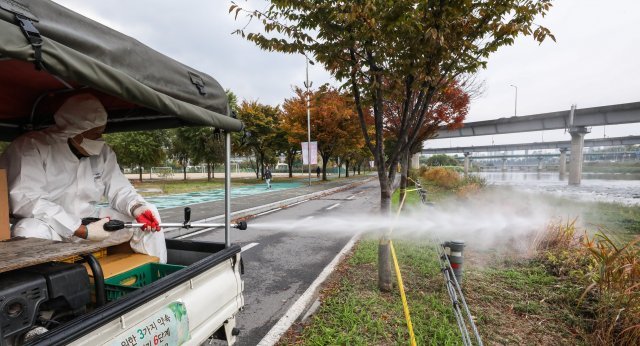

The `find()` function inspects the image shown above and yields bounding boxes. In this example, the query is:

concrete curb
[165,177,375,238]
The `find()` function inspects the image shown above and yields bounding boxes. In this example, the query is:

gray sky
[52,0,640,149]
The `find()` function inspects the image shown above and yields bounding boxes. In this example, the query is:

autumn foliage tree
[237,100,281,179]
[282,85,362,180]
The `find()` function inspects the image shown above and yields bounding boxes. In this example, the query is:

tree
[237,101,281,179]
[191,127,225,180]
[105,130,168,181]
[282,85,362,181]
[233,0,554,291]
[170,127,199,180]
[425,154,459,167]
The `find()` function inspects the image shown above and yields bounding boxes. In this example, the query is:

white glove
[85,218,111,241]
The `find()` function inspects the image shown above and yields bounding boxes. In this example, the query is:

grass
[583,162,640,174]
[464,259,587,345]
[279,238,463,345]
[581,202,640,239]
[131,179,226,196]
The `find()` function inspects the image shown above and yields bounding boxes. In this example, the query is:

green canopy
[0,0,243,141]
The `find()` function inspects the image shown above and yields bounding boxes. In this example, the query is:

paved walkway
[157,175,374,236]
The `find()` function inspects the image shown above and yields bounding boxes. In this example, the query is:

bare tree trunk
[138,165,143,182]
[321,154,330,181]
[345,159,350,177]
[183,165,187,181]
[207,163,211,181]
[211,163,215,179]
[287,153,294,178]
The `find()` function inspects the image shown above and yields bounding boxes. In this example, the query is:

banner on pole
[301,141,318,165]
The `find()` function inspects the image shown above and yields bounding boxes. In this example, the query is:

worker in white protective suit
[0,93,167,263]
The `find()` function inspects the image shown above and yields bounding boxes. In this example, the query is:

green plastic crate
[104,263,185,301]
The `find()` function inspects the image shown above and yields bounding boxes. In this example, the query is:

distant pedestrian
[264,167,272,189]
[316,166,321,178]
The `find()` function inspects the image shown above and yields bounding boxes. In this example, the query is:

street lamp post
[304,57,314,187]
[510,84,518,117]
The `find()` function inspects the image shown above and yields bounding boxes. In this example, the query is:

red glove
[135,209,160,232]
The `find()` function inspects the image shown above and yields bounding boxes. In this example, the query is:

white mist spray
[249,189,565,254]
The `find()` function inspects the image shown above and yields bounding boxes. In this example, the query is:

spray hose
[388,192,417,346]
[82,207,248,231]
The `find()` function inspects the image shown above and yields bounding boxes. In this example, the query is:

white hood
[49,93,108,137]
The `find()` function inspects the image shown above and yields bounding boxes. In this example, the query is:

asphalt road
[185,179,380,345]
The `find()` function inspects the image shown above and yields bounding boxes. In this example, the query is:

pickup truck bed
[21,239,244,346]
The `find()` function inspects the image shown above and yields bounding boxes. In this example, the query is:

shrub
[536,220,640,345]
[425,154,459,166]
[460,174,487,189]
[422,167,460,189]
[534,219,590,279]
[582,233,640,345]
[456,183,480,198]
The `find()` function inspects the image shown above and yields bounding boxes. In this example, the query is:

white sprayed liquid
[249,190,561,251]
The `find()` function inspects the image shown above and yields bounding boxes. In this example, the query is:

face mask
[79,137,105,156]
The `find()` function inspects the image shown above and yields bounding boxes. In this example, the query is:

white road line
[326,203,341,210]
[174,227,217,239]
[287,199,310,207]
[241,242,259,252]
[346,195,355,200]
[255,208,282,217]
[257,233,360,346]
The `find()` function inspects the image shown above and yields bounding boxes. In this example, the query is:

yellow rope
[388,192,417,346]
[390,240,417,346]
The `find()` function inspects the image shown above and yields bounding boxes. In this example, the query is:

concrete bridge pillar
[411,153,421,169]
[501,158,507,172]
[569,126,591,185]
[559,148,568,179]
[537,156,544,171]
[463,152,471,176]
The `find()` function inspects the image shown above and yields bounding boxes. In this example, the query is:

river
[478,171,640,206]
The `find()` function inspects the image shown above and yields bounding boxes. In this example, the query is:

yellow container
[83,253,159,279]
[61,248,107,263]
